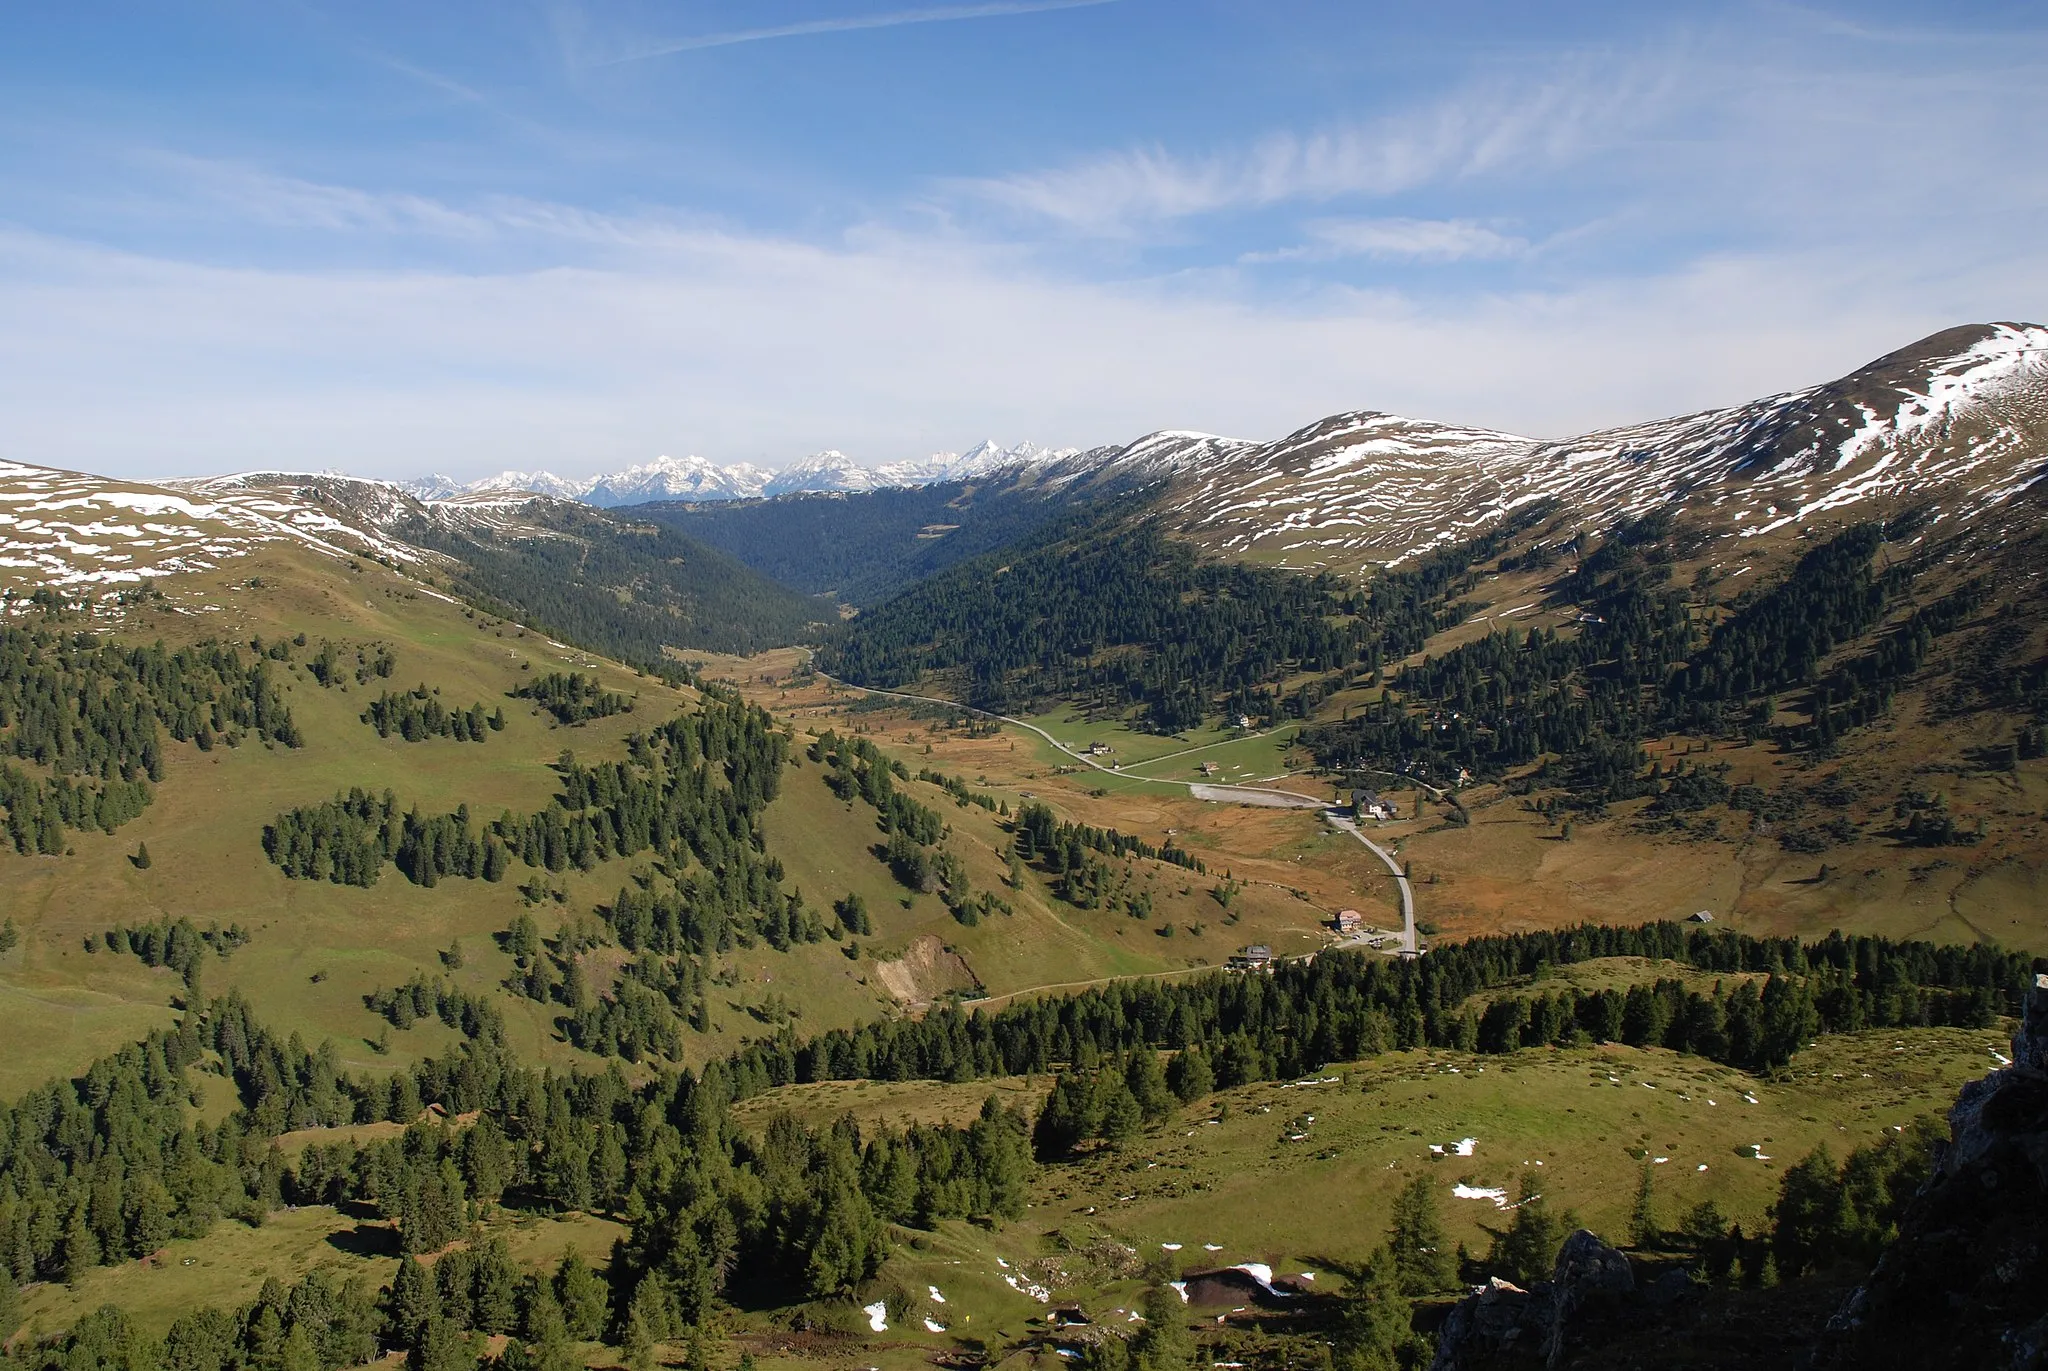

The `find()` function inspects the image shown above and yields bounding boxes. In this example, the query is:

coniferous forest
[819,513,1367,730]
[820,501,1562,732]
[1305,517,2007,803]
[0,913,2027,1369]
[0,627,300,853]
[264,693,787,892]
[362,687,504,742]
[643,477,1088,605]
[395,502,831,665]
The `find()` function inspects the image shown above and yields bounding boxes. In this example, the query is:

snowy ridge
[0,462,442,594]
[407,440,1078,507]
[0,462,622,600]
[1145,322,2048,568]
[9,322,2040,598]
[586,455,767,506]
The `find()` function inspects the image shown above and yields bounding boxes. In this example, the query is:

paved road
[808,667,1421,957]
[813,670,1305,792]
[1325,814,1418,955]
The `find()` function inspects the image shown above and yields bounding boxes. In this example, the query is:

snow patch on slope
[0,461,439,593]
[1149,322,2048,568]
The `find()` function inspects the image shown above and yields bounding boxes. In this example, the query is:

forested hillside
[4,915,2028,1371]
[1305,514,2046,808]
[819,499,1557,732]
[818,511,1366,729]
[394,502,829,664]
[641,476,1090,605]
[1,626,301,853]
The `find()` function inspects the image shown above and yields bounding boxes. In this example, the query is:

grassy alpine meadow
[0,541,1390,1099]
[1019,1028,2006,1272]
[728,1074,1050,1135]
[720,672,1408,945]
[757,743,1349,1009]
[702,629,2048,961]
[15,1204,626,1341]
[697,1022,2008,1368]
[0,542,697,1088]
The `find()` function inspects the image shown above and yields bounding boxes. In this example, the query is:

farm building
[1350,788,1396,820]
[1228,944,1276,972]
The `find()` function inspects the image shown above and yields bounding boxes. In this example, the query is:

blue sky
[1,1,2043,480]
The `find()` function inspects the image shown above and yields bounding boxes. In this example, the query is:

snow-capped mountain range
[4,322,2042,601]
[407,440,1077,507]
[1032,320,2048,569]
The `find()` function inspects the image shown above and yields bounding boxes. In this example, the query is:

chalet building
[1228,944,1276,972]
[1351,788,1396,820]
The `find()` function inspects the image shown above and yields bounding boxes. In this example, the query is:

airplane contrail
[598,0,1120,65]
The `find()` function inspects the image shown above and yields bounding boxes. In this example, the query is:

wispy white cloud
[1244,217,1526,264]
[958,58,1668,234]
[152,156,498,238]
[2,196,2038,484]
[593,0,1118,66]
[3,9,2044,483]
[127,155,744,253]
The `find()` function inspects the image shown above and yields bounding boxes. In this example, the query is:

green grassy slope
[0,540,1349,1095]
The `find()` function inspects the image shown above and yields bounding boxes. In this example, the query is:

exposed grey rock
[1428,1231,1639,1371]
[1642,1267,1697,1309]
[2014,973,2048,1073]
[1815,972,2048,1370]
[1429,1276,1545,1371]
[1541,1230,1637,1366]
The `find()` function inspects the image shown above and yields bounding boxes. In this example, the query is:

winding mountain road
[806,669,1419,956]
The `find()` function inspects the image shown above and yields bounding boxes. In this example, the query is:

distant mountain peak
[458,469,593,500]
[1149,320,2048,569]
[412,440,1075,508]
[388,320,2045,544]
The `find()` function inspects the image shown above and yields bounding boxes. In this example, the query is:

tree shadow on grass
[325,1221,400,1259]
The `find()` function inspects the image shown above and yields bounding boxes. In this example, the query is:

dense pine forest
[643,476,1090,605]
[394,502,829,665]
[263,694,788,893]
[708,921,2026,1104]
[0,916,2026,1371]
[511,672,632,726]
[819,514,1367,729]
[0,626,300,853]
[819,500,1562,732]
[1307,517,2012,804]
[0,988,1035,1361]
[361,687,504,743]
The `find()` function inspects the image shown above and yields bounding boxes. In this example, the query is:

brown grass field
[699,652,2048,959]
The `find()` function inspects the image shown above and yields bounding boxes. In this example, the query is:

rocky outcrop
[1816,973,2048,1371]
[1429,1231,1642,1371]
[1428,978,2048,1371]
[1540,1230,1636,1365]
